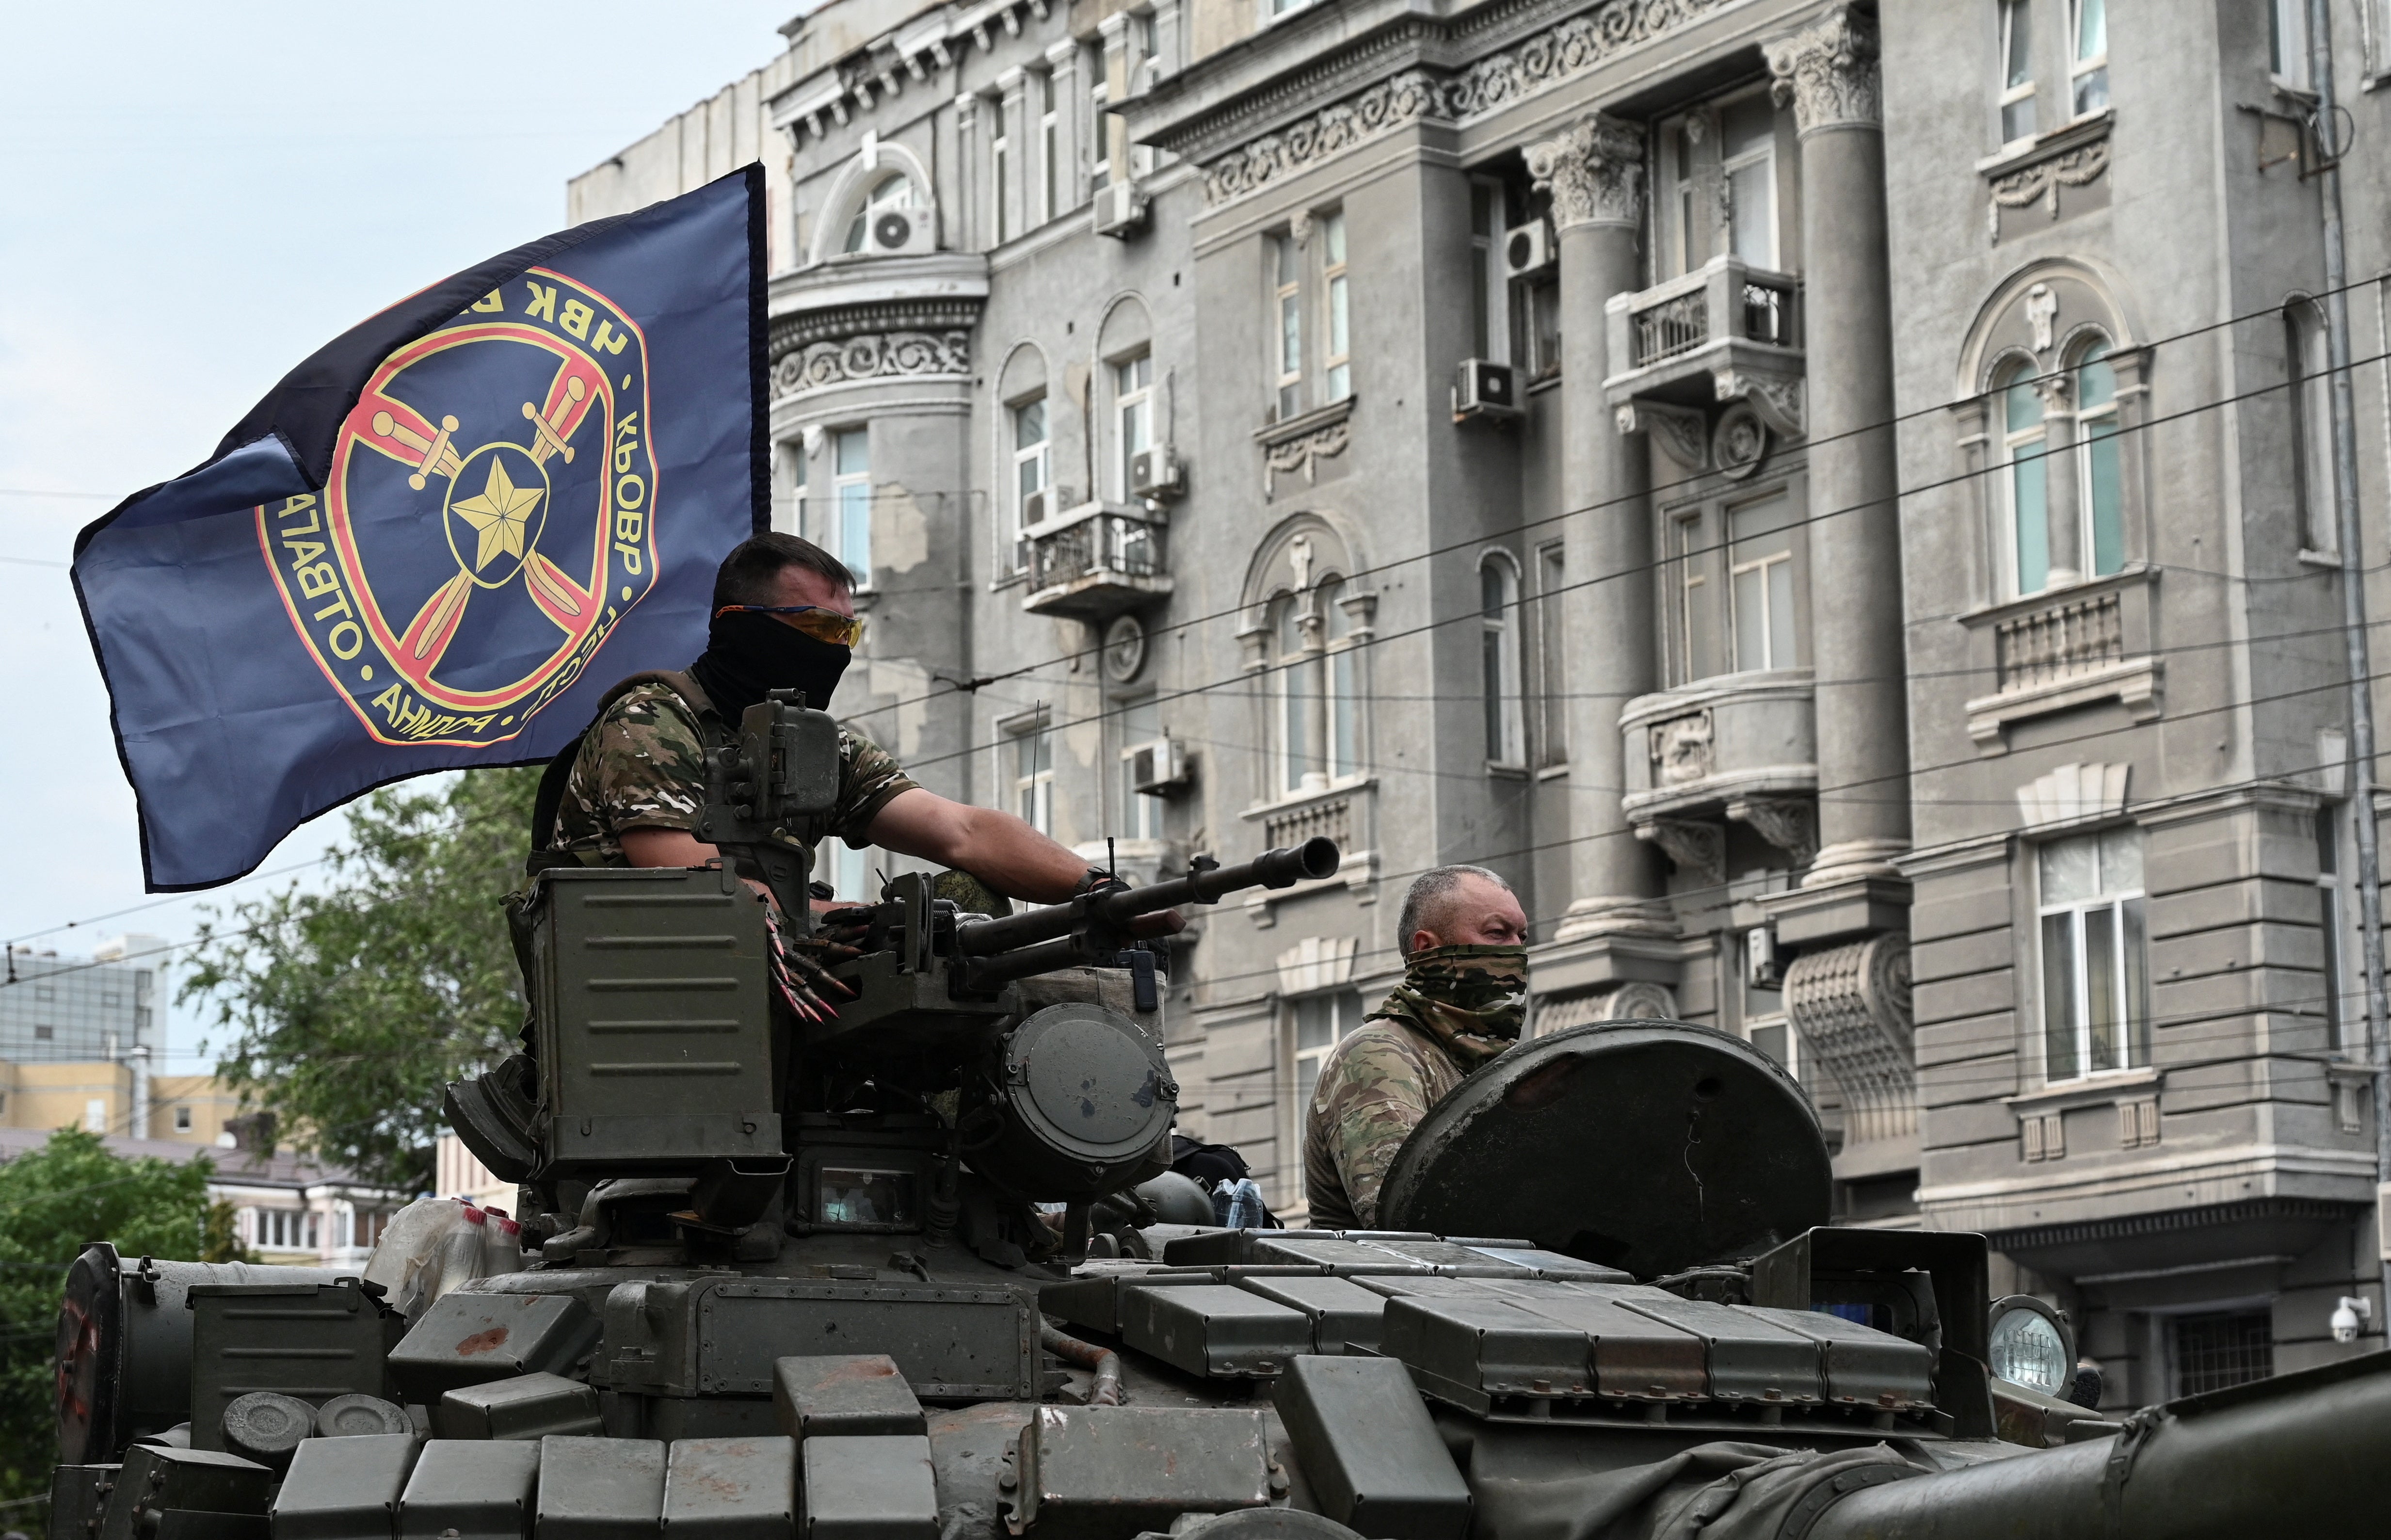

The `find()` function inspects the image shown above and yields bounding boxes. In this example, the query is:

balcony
[1021,503,1172,620]
[1604,255,1806,458]
[1619,669,1818,880]
[1961,568,2162,754]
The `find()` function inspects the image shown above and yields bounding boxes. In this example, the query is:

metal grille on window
[2173,1311,2273,1396]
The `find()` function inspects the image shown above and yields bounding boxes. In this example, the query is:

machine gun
[455,683,1340,1258]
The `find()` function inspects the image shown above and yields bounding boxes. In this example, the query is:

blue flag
[74,167,767,891]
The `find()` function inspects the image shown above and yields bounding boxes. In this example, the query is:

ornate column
[1763,6,1910,894]
[1529,114,1675,956]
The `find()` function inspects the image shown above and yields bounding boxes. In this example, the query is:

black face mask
[688,610,852,722]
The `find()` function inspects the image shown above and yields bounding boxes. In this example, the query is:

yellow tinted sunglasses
[714,604,865,647]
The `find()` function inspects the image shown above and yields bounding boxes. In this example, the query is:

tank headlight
[1988,1294,2074,1396]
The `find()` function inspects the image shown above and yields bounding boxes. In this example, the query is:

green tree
[0,1128,216,1501]
[182,768,539,1192]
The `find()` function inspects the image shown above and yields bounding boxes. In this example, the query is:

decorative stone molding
[1253,398,1355,495]
[1617,400,1708,470]
[1988,138,2111,243]
[1714,369,1805,436]
[1637,818,1722,883]
[1783,932,1914,1146]
[771,331,971,400]
[1191,0,1733,208]
[1524,112,1644,231]
[1729,796,1817,868]
[1647,709,1714,786]
[1533,980,1680,1036]
[1763,4,1881,136]
[2016,761,2129,829]
[1712,405,1770,479]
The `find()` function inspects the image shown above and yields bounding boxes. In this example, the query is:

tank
[42,692,2391,1540]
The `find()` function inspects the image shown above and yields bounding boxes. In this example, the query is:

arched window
[1480,555,1524,765]
[1996,357,2050,596]
[1270,592,1318,794]
[842,172,918,254]
[1321,577,1361,779]
[2073,339,2123,576]
[2286,301,2336,553]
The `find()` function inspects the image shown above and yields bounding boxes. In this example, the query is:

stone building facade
[570,0,2391,1404]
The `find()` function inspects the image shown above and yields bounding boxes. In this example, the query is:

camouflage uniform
[548,679,918,866]
[1302,946,1528,1229]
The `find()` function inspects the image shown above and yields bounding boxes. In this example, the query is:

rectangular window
[2173,1311,2274,1397]
[1118,695,1164,841]
[1728,495,1797,672]
[1523,276,1562,382]
[1011,718,1054,835]
[34,1024,53,1041]
[1293,989,1365,1126]
[1671,509,1718,685]
[2317,806,2353,1053]
[2038,826,2150,1081]
[2003,366,2052,595]
[1115,353,1153,501]
[2289,305,2337,551]
[1536,543,1568,766]
[1322,211,1351,403]
[1999,0,2037,143]
[1669,122,1704,279]
[2270,0,2310,87]
[1039,70,1059,222]
[993,105,1012,243]
[1090,50,1112,191]
[1272,231,1302,419]
[2070,0,2108,116]
[2075,345,2123,576]
[1720,95,1777,268]
[832,428,871,585]
[790,441,810,539]
[1012,397,1050,570]
[174,1105,193,1132]
[1468,180,1509,361]
[825,839,871,902]
[1481,559,1525,764]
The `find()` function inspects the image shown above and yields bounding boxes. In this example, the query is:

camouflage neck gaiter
[1370,943,1529,1068]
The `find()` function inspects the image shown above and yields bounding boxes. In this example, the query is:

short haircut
[711,532,855,610]
[1397,865,1513,958]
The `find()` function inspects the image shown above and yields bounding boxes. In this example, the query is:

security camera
[2330,1295,2372,1344]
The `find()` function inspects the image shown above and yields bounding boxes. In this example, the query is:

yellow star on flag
[450,458,542,570]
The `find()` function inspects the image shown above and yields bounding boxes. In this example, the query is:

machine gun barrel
[951,839,1339,984]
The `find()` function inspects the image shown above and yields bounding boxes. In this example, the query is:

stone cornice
[1149,0,1743,209]
[769,297,986,359]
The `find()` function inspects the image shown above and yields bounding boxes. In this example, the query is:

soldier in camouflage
[1304,866,1531,1229]
[546,533,1171,1013]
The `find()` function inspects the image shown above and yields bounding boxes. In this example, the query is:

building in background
[0,933,166,1066]
[570,0,2391,1403]
[433,1132,518,1213]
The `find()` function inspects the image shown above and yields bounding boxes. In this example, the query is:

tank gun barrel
[1807,1351,2391,1539]
[954,838,1340,958]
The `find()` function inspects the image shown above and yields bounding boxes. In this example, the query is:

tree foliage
[182,768,540,1191]
[0,1129,218,1501]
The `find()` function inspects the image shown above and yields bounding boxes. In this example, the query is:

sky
[0,3,794,1070]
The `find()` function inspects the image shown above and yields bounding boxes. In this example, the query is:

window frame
[1007,711,1055,836]
[2035,825,2151,1084]
[992,102,1013,244]
[1479,552,1527,768]
[1469,178,1512,362]
[2286,299,2337,554]
[1996,355,2053,597]
[2068,0,2108,118]
[830,427,872,587]
[1321,210,1352,404]
[1271,230,1303,420]
[1719,92,1779,270]
[1010,395,1051,571]
[173,1105,193,1133]
[1727,509,1797,672]
[1268,590,1320,795]
[1038,69,1060,225]
[1089,46,1112,191]
[2270,0,2311,90]
[1115,693,1165,842]
[2072,337,2124,578]
[1113,352,1154,502]
[1997,0,2038,145]
[2316,803,2357,1055]
[842,171,919,255]
[1535,542,1568,769]
[1289,986,1366,1158]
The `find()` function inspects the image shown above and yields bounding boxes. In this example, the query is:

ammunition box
[1007,1407,1274,1540]
[1233,1278,1389,1356]
[1480,1284,1707,1402]
[533,1436,664,1540]
[99,1446,273,1540]
[1749,1307,1937,1410]
[660,1438,795,1540]
[272,1433,419,1540]
[1379,1295,1594,1411]
[397,1441,541,1540]
[389,1294,600,1404]
[1117,1285,1311,1377]
[437,1374,601,1441]
[799,1435,936,1540]
[1614,1294,1823,1405]
[528,868,781,1175]
[1273,1358,1471,1540]
[770,1357,924,1440]
[186,1282,400,1451]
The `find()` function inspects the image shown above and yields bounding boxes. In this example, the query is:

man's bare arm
[859,787,1091,903]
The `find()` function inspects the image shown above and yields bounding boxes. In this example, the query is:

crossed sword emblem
[354,361,599,671]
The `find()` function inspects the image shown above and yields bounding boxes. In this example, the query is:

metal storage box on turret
[45,692,2391,1540]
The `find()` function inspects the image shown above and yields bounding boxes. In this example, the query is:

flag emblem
[259,267,658,749]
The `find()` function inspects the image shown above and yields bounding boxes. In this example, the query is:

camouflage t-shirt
[1301,1013,1476,1230]
[548,680,919,865]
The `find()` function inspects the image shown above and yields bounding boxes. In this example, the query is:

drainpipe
[2307,0,2391,1337]
[127,1044,150,1141]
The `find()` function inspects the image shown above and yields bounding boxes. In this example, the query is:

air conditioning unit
[865,204,933,256]
[1019,488,1050,528]
[1451,358,1521,422]
[1127,736,1190,795]
[1503,218,1554,278]
[1094,180,1151,239]
[1129,444,1185,501]
[1745,927,1783,990]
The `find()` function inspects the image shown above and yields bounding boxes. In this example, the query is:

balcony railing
[1022,504,1172,619]
[1996,589,2124,691]
[1265,792,1351,852]
[1605,255,1805,438]
[1635,289,1709,366]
